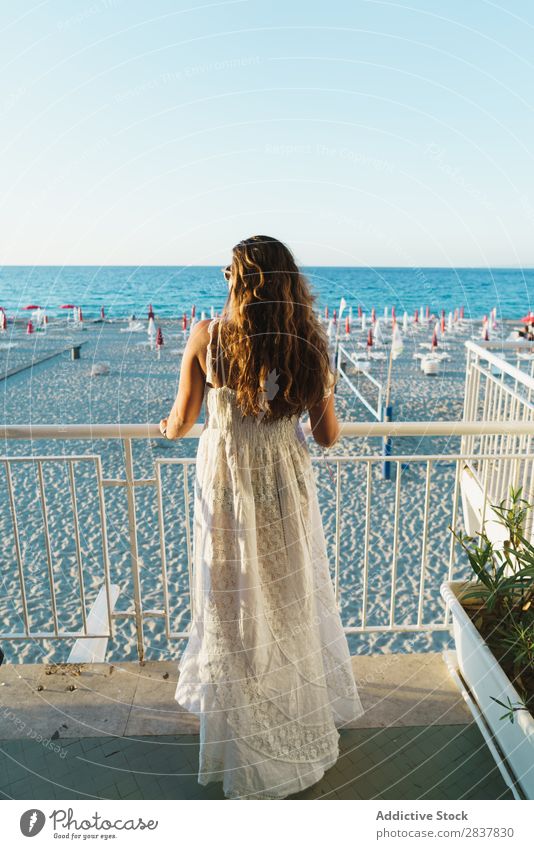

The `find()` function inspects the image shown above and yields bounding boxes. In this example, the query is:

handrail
[1,420,534,440]
[465,340,534,390]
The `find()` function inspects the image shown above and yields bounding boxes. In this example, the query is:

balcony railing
[1,420,533,663]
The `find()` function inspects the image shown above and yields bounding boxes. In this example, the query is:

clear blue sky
[1,0,534,266]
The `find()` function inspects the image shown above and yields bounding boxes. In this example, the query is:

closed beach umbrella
[426,305,430,320]
[431,327,438,348]
[0,310,7,331]
[210,305,215,319]
[448,311,453,331]
[454,308,458,323]
[326,319,334,340]
[345,316,350,335]
[367,328,373,348]
[420,304,424,322]
[374,318,383,345]
[371,307,376,324]
[78,307,84,323]
[357,304,362,318]
[324,306,329,320]
[460,305,465,319]
[100,306,105,320]
[402,311,408,333]
[148,316,156,343]
[391,306,396,323]
[440,314,446,334]
[156,326,164,347]
[338,297,347,320]
[26,320,34,334]
[191,304,196,319]
[182,313,187,331]
[361,312,366,331]
[391,322,404,360]
[483,325,490,341]
[414,308,419,324]
[148,304,155,320]
[333,309,337,324]
[201,310,207,321]
[384,306,388,320]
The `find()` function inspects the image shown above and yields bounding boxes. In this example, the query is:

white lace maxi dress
[175,320,365,799]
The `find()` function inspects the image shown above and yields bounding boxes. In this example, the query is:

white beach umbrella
[383,306,388,321]
[201,310,207,321]
[448,311,453,331]
[361,312,366,332]
[148,316,156,348]
[402,311,408,333]
[338,297,347,320]
[373,318,384,345]
[391,322,404,360]
[210,305,215,319]
[326,319,334,341]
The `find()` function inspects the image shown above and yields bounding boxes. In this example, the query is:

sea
[1,266,533,318]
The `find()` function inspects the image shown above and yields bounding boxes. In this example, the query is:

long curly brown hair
[215,235,335,420]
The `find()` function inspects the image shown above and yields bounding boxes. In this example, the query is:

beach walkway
[0,654,513,800]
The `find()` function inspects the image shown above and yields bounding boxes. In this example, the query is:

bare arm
[308,391,340,448]
[159,320,210,440]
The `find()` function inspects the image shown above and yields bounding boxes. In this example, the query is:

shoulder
[186,318,212,353]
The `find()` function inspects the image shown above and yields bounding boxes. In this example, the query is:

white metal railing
[462,341,534,508]
[335,343,383,421]
[1,421,533,662]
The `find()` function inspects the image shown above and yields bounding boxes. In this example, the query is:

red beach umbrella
[78,307,84,322]
[357,305,362,318]
[191,304,196,319]
[440,315,445,333]
[345,316,350,334]
[148,304,155,320]
[156,326,164,348]
[367,328,373,347]
[100,306,105,319]
[484,326,490,341]
[24,304,41,310]
[460,305,464,319]
[26,320,34,334]
[182,313,187,330]
[431,328,438,348]
[520,313,534,323]
[0,311,7,331]
[60,304,75,309]
[414,309,419,323]
[371,307,376,324]
[332,309,337,324]
[324,306,329,320]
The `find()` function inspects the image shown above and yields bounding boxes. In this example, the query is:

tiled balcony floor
[0,723,513,801]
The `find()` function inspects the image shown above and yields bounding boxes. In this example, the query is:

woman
[160,235,365,799]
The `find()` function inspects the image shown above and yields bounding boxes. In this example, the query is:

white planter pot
[441,581,534,799]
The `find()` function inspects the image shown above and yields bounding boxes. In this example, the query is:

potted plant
[440,487,534,799]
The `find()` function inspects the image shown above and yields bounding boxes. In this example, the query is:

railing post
[123,437,145,661]
[382,403,393,480]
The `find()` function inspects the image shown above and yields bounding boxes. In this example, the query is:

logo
[20,809,46,837]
